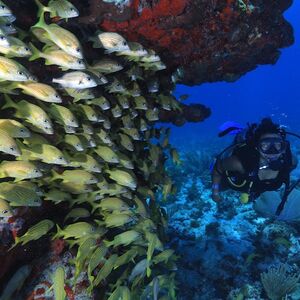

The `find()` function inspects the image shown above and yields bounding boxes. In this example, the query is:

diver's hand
[212,191,222,202]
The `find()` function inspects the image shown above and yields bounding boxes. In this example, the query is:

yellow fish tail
[8,236,20,251]
[50,169,61,181]
[52,224,62,240]
[14,177,25,183]
[34,0,50,20]
[2,94,18,110]
[32,6,47,30]
[28,42,41,62]
[103,240,112,248]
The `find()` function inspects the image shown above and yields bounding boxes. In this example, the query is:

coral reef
[164,148,300,299]
[7,0,294,86]
[96,0,293,85]
[261,263,300,300]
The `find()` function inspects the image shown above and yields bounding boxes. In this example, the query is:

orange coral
[158,35,172,47]
[219,0,239,22]
[51,238,66,256]
[152,0,186,17]
[101,0,189,52]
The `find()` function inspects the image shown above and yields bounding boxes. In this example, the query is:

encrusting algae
[0,0,180,298]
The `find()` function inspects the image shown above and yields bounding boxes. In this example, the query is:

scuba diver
[211,118,299,217]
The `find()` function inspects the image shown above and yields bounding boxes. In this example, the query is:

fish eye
[20,129,24,132]
[55,94,59,98]
[34,169,39,173]
[87,77,91,81]
[70,7,75,11]
[0,35,5,40]
[44,119,48,123]
[78,60,82,64]
[2,209,9,214]
[0,5,5,9]
[76,47,80,53]
[123,41,127,46]
[25,47,29,51]
[9,147,15,151]
[18,71,24,75]
[58,156,63,160]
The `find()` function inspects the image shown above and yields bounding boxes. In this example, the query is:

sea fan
[260,263,300,300]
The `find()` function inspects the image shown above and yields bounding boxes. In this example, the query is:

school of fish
[0,0,181,299]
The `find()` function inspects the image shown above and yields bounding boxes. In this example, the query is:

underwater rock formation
[9,0,294,86]
[82,0,294,85]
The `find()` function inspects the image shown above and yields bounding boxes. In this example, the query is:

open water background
[171,1,300,153]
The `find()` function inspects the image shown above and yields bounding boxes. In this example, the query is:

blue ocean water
[166,4,300,299]
[171,1,300,151]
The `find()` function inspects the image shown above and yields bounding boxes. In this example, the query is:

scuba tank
[210,121,247,172]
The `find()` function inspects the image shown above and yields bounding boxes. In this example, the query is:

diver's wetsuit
[220,143,294,200]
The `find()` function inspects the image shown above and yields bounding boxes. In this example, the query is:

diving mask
[258,137,286,155]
